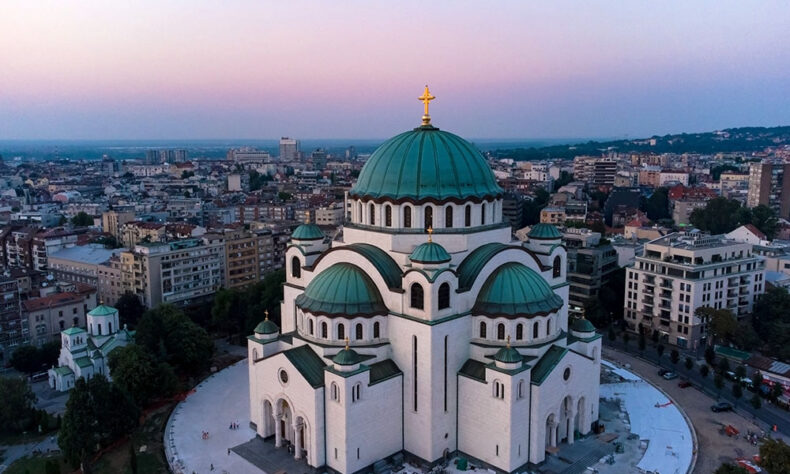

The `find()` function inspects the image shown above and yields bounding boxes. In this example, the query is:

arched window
[465,204,471,227]
[438,283,450,309]
[404,206,412,228]
[424,206,433,230]
[497,323,505,340]
[410,283,424,310]
[355,323,363,340]
[352,383,361,402]
[309,319,314,335]
[291,256,301,278]
[331,382,339,401]
[445,206,453,228]
[321,322,328,338]
[546,319,551,336]
[553,255,562,278]
[516,323,523,340]
[337,323,345,340]
[385,205,392,227]
[518,380,525,399]
[533,322,539,339]
[373,321,380,338]
[369,203,375,226]
[479,321,487,338]
[481,203,486,225]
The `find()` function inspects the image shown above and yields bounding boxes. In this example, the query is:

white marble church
[248,88,601,473]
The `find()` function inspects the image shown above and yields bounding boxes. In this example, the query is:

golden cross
[264,309,269,321]
[418,85,435,125]
[427,226,433,242]
[345,336,350,350]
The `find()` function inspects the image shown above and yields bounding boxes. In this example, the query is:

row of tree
[211,269,285,337]
[690,197,778,238]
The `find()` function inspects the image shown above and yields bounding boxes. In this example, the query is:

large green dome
[409,241,451,264]
[528,223,562,240]
[295,263,387,317]
[349,126,502,203]
[473,262,563,317]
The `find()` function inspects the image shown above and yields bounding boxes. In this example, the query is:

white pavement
[166,360,260,474]
[600,365,694,474]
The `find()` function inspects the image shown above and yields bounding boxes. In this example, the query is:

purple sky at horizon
[1,1,789,140]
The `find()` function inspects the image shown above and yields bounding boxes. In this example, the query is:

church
[247,87,601,473]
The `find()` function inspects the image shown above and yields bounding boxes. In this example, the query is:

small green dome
[254,319,279,335]
[349,126,502,203]
[409,241,451,264]
[570,317,596,333]
[473,262,563,317]
[292,223,324,241]
[295,263,387,317]
[528,223,562,240]
[495,346,523,364]
[88,304,117,317]
[333,348,361,366]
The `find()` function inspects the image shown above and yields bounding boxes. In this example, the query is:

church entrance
[273,399,310,464]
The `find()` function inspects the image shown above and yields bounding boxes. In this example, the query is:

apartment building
[119,237,225,308]
[23,287,96,346]
[624,232,765,350]
[563,228,619,318]
[102,210,136,238]
[120,221,166,248]
[212,228,259,290]
[747,161,790,218]
[48,244,121,288]
[0,276,23,363]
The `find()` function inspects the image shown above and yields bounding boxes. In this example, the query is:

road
[603,347,786,474]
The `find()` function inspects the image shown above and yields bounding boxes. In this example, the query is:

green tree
[689,197,745,234]
[700,364,710,378]
[130,442,138,474]
[553,171,573,191]
[10,345,41,374]
[670,349,679,366]
[713,463,748,474]
[0,376,36,433]
[607,327,616,342]
[685,357,694,371]
[705,346,715,365]
[277,191,293,201]
[651,330,659,344]
[732,381,743,403]
[108,344,179,407]
[644,187,670,221]
[751,393,762,409]
[695,307,737,345]
[135,304,214,377]
[771,383,783,402]
[718,357,731,374]
[115,292,145,328]
[751,371,763,392]
[71,212,93,227]
[752,287,790,361]
[714,373,724,393]
[760,438,790,474]
[621,332,630,347]
[657,344,665,358]
[735,365,747,380]
[45,459,60,474]
[750,204,778,239]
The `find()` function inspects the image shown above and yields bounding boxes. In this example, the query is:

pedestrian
[228,448,231,455]
[210,463,214,471]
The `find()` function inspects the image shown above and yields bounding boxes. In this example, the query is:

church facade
[247,89,601,473]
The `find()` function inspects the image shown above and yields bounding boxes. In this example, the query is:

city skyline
[1,1,789,140]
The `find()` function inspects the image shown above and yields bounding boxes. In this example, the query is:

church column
[293,421,302,459]
[567,409,575,445]
[552,422,558,448]
[275,415,283,448]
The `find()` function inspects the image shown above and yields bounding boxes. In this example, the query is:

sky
[1,1,789,140]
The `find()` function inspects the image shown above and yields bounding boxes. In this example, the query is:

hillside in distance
[491,125,790,161]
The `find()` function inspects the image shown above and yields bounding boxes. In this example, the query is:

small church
[247,88,601,473]
[48,303,134,391]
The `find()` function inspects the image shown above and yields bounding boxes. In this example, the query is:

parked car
[662,372,678,380]
[658,368,670,376]
[678,380,692,388]
[711,401,734,412]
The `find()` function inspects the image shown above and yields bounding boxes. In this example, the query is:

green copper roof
[282,345,326,388]
[315,243,403,290]
[458,359,487,382]
[495,346,523,363]
[349,127,502,203]
[457,243,510,290]
[75,356,93,368]
[473,262,564,317]
[53,366,74,376]
[528,223,562,240]
[531,345,568,385]
[63,327,86,335]
[295,263,387,317]
[254,319,279,335]
[369,359,402,385]
[332,348,362,366]
[409,241,451,264]
[88,304,118,317]
[570,317,596,333]
[292,223,324,241]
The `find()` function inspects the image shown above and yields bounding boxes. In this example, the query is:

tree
[278,191,293,201]
[695,307,737,345]
[651,330,660,344]
[10,345,41,374]
[751,393,762,409]
[58,378,96,469]
[0,376,36,433]
[750,204,778,239]
[751,371,763,392]
[670,349,680,366]
[638,332,646,352]
[771,383,783,402]
[115,292,145,328]
[718,357,731,374]
[714,373,725,393]
[657,344,665,358]
[45,459,60,474]
[705,346,715,366]
[621,332,630,347]
[108,344,179,407]
[689,197,745,234]
[607,327,616,342]
[732,381,743,403]
[644,187,670,221]
[553,171,573,191]
[71,212,93,227]
[760,438,790,474]
[735,365,747,380]
[700,364,710,378]
[685,357,694,371]
[129,442,138,474]
[752,287,790,361]
[135,304,213,377]
[713,463,749,474]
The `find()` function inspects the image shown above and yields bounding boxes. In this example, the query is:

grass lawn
[4,453,69,474]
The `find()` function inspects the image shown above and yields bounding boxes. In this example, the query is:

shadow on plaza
[233,436,322,474]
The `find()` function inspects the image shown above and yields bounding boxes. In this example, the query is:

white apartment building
[624,231,765,350]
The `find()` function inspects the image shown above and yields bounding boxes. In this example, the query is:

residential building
[279,137,300,161]
[747,162,790,218]
[120,221,166,248]
[102,210,136,238]
[563,228,619,318]
[624,232,765,350]
[48,244,121,288]
[0,276,23,363]
[23,289,97,346]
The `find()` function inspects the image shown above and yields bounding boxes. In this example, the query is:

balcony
[660,290,672,299]
[660,280,673,289]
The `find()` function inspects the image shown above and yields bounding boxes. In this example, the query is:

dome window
[404,206,412,228]
[424,206,433,231]
[479,321,487,339]
[308,319,314,335]
[465,205,471,227]
[445,206,453,228]
[373,321,380,338]
[438,283,450,310]
[516,323,523,341]
[321,322,328,338]
[369,203,375,226]
[481,203,486,225]
[337,323,345,340]
[533,322,539,339]
[410,283,424,310]
[497,323,505,340]
[553,256,562,278]
[355,323,363,340]
[385,205,392,227]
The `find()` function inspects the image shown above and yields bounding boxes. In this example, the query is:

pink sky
[1,1,788,139]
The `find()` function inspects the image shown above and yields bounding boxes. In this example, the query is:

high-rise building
[144,150,159,165]
[279,137,300,161]
[310,148,328,170]
[0,276,24,363]
[624,231,765,350]
[747,162,790,219]
[102,210,136,239]
[563,228,619,318]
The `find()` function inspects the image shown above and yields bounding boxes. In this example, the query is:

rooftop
[49,244,121,265]
[22,292,84,312]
